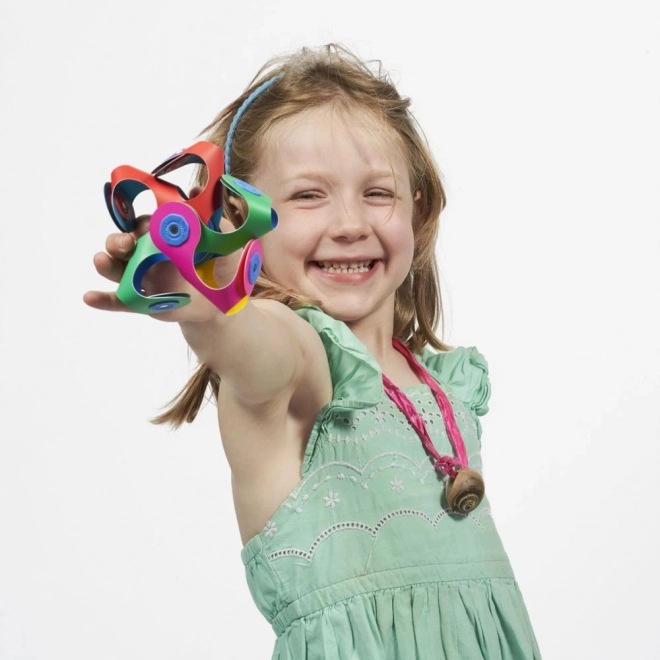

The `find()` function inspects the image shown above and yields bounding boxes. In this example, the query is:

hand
[84,187,245,323]
[83,215,150,314]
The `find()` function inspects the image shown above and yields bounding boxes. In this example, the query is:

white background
[1,0,659,658]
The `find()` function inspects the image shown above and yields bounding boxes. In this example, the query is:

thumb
[133,214,152,238]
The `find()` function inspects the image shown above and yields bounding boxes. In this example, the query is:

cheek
[259,226,306,281]
[262,214,315,256]
[391,221,415,260]
[259,233,282,276]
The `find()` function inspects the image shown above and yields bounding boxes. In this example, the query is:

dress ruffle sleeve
[294,306,383,410]
[419,346,491,436]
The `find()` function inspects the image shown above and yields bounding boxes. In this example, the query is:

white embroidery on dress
[469,507,494,525]
[323,491,340,508]
[267,507,491,562]
[371,410,388,424]
[283,453,442,514]
[277,391,481,519]
[264,521,278,537]
[390,478,404,494]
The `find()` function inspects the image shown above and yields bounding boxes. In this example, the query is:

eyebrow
[286,171,333,184]
[286,169,397,183]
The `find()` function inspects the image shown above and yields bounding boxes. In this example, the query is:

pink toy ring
[150,201,264,315]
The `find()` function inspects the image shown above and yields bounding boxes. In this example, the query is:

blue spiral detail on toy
[234,179,262,196]
[149,301,179,312]
[160,214,189,246]
[248,253,261,284]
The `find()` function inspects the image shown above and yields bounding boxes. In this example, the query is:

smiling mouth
[314,260,376,273]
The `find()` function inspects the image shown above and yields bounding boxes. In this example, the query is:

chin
[316,298,390,326]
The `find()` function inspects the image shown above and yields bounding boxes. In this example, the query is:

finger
[83,290,134,313]
[105,232,136,261]
[93,251,127,284]
[133,214,151,238]
[189,185,203,197]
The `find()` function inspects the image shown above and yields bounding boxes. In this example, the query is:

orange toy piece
[104,141,225,233]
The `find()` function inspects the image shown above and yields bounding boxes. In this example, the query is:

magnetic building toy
[104,141,278,315]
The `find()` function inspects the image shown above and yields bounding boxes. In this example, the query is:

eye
[366,189,395,199]
[293,190,323,200]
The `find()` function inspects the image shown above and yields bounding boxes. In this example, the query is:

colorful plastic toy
[104,141,278,314]
[105,141,225,233]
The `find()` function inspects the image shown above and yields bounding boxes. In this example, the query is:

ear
[227,194,247,217]
[225,194,248,229]
[412,190,424,226]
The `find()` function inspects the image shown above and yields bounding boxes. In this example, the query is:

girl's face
[251,105,418,330]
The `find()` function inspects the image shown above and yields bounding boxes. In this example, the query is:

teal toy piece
[198,175,277,255]
[116,232,191,314]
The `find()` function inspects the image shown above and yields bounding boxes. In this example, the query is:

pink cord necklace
[381,339,485,514]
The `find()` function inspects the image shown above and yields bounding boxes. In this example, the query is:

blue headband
[224,73,284,175]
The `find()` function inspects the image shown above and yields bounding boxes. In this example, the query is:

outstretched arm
[84,216,325,408]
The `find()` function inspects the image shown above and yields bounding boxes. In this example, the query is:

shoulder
[253,299,328,355]
[292,306,383,408]
[419,346,491,417]
[250,299,332,398]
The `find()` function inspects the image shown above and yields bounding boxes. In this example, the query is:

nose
[327,197,371,241]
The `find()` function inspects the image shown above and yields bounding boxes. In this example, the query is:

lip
[310,259,381,284]
[313,257,380,265]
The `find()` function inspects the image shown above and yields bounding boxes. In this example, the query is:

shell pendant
[445,468,485,514]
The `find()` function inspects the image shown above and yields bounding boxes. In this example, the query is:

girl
[85,44,541,659]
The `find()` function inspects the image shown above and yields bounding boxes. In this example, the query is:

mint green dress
[242,307,541,659]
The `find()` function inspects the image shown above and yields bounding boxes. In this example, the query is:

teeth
[317,261,374,273]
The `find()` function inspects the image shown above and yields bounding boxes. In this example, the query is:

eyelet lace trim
[267,507,493,563]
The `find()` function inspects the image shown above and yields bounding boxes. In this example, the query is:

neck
[348,318,394,364]
[346,316,424,388]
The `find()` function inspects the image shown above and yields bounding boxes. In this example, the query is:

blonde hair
[153,43,449,428]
